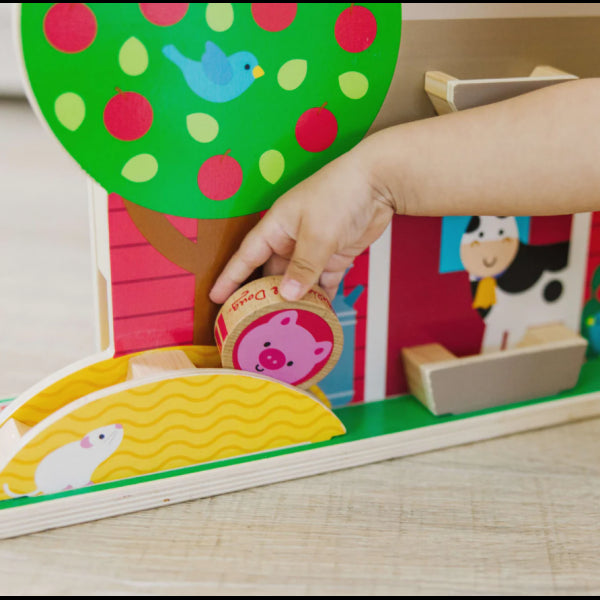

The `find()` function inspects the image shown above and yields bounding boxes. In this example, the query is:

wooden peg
[126,349,196,381]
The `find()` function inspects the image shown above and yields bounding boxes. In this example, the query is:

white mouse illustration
[3,423,124,498]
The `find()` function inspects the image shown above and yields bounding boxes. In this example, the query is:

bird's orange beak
[253,65,265,79]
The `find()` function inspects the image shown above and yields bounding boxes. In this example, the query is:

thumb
[279,226,336,301]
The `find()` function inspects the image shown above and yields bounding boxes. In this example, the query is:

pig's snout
[258,347,286,370]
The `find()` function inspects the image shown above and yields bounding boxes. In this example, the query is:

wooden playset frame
[3,5,600,539]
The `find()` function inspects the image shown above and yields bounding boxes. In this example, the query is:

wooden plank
[3,390,600,539]
[425,66,576,115]
[403,325,587,415]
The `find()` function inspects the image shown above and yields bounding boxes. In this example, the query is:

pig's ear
[314,341,332,360]
[270,310,298,327]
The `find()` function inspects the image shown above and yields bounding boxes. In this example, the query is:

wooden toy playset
[3,3,600,539]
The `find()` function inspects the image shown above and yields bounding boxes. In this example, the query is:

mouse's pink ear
[80,435,92,449]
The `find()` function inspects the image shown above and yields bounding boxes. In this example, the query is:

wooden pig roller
[215,276,343,389]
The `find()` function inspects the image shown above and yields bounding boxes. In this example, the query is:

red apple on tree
[198,150,243,201]
[103,90,153,141]
[335,4,377,53]
[295,103,338,153]
[22,3,401,348]
[251,3,297,32]
[139,3,189,27]
[43,3,97,53]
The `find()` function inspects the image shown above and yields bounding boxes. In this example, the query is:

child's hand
[209,144,396,303]
[211,78,600,305]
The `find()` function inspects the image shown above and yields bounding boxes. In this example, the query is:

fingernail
[280,279,303,301]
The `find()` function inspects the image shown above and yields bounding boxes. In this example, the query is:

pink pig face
[233,310,333,385]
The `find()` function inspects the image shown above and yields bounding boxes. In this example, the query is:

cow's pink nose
[259,347,286,370]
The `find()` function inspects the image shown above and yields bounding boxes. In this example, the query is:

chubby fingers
[210,201,347,304]
[209,223,276,304]
[278,220,339,301]
[318,269,348,301]
[265,255,353,301]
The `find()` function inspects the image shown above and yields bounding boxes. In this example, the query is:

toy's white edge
[567,213,592,333]
[2,390,600,539]
[364,222,392,401]
[87,179,115,353]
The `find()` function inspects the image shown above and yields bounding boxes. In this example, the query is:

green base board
[2,355,600,512]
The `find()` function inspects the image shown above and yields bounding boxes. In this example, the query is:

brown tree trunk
[124,200,260,345]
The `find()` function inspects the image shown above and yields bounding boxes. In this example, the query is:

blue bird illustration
[163,41,264,103]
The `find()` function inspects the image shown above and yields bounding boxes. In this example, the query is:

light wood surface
[402,325,588,415]
[424,66,576,115]
[2,100,600,595]
[126,349,196,381]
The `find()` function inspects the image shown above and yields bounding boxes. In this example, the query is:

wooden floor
[2,99,600,595]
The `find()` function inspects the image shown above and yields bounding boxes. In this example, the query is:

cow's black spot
[498,242,569,294]
[543,280,563,302]
[465,216,480,233]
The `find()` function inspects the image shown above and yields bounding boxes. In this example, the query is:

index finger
[209,226,275,304]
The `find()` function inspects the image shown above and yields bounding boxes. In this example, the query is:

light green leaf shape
[259,150,285,184]
[277,59,307,91]
[187,113,219,143]
[122,154,158,182]
[206,3,234,32]
[339,71,369,99]
[54,92,85,131]
[119,37,148,76]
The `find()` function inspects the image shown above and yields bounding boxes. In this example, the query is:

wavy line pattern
[66,393,316,426]
[6,346,221,427]
[77,405,318,440]
[1,471,31,485]
[100,413,329,457]
[124,377,271,399]
[0,372,344,497]
[13,406,326,467]
[12,360,130,426]
[52,383,307,428]
[12,405,324,463]
[102,427,340,479]
[9,391,331,460]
